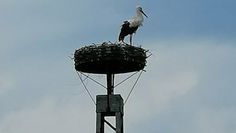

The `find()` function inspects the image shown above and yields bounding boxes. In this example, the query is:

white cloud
[0,96,95,133]
[125,42,199,124]
[124,39,236,131]
[0,73,15,96]
[193,108,236,133]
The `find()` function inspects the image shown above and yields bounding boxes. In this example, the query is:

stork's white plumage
[118,6,148,45]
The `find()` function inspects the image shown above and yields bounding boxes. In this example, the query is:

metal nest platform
[74,42,147,74]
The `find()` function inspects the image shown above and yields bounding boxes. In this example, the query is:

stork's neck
[136,10,143,23]
[136,10,144,20]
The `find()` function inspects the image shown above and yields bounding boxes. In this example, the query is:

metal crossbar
[114,71,139,88]
[124,70,144,105]
[76,71,96,105]
[80,72,107,89]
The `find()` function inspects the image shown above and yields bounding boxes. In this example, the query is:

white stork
[118,6,148,45]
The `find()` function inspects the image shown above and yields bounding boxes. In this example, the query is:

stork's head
[136,6,148,18]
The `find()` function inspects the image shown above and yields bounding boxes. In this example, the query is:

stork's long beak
[141,10,148,18]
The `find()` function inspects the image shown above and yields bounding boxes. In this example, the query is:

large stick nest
[74,42,147,74]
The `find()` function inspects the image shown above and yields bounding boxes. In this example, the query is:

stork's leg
[130,34,133,45]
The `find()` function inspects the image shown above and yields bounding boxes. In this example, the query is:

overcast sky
[0,0,236,133]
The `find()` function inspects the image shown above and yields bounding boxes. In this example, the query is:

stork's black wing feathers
[118,21,139,42]
[119,21,130,42]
